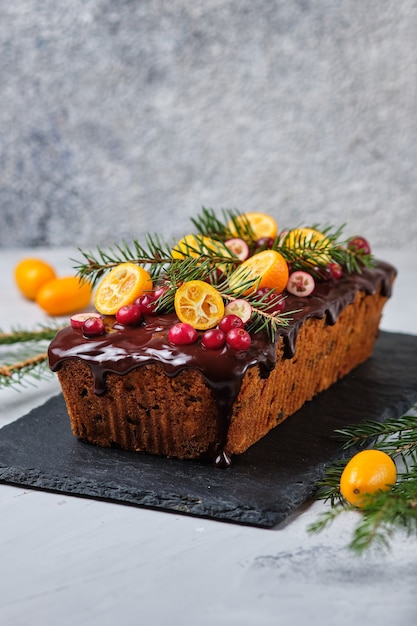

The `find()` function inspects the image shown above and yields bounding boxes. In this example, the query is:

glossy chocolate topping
[48,261,396,464]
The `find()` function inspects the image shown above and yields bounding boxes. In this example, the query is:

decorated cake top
[68,208,385,341]
[49,208,396,368]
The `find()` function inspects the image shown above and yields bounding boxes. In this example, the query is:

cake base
[56,288,389,462]
[2,331,416,528]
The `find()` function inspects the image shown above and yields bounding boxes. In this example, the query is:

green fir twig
[73,232,241,287]
[0,324,63,346]
[308,405,417,553]
[0,324,64,390]
[0,350,52,390]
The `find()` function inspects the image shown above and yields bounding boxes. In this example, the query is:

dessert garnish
[73,207,376,343]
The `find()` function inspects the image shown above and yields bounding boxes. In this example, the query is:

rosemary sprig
[309,405,417,553]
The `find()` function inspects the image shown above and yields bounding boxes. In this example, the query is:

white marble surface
[1,247,417,626]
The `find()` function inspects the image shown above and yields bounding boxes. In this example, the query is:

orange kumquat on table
[340,449,397,508]
[14,258,56,301]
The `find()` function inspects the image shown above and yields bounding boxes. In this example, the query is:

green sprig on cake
[73,207,375,344]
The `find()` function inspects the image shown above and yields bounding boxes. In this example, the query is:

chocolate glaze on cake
[48,261,396,465]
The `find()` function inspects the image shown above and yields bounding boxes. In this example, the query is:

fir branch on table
[308,404,417,553]
[0,351,52,390]
[0,324,64,346]
[0,324,65,390]
[335,414,417,470]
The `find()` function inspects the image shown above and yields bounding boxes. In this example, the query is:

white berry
[286,271,315,296]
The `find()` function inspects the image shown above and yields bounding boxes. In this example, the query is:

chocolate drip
[48,261,396,461]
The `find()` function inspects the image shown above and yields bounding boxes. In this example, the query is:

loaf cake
[48,211,396,467]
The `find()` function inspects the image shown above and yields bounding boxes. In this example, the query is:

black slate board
[1,331,417,528]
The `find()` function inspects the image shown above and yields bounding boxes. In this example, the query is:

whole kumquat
[283,227,331,265]
[14,258,56,300]
[340,449,397,508]
[36,276,93,316]
[171,235,228,260]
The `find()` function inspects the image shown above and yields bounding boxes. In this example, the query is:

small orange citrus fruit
[283,227,331,264]
[340,449,397,508]
[228,249,289,295]
[36,276,92,316]
[172,235,227,260]
[174,280,225,330]
[227,212,278,241]
[94,262,153,315]
[14,258,56,300]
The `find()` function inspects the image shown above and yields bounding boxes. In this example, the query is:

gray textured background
[1,0,416,249]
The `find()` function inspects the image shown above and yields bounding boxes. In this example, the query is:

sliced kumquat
[171,235,228,260]
[174,280,225,330]
[283,227,331,264]
[228,249,289,295]
[227,212,278,241]
[94,262,153,315]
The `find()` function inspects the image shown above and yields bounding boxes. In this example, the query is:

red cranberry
[201,328,226,350]
[206,267,226,286]
[226,327,252,351]
[256,287,286,313]
[311,264,332,281]
[328,262,343,280]
[135,293,158,315]
[70,312,102,329]
[219,314,244,334]
[255,237,275,250]
[115,304,142,325]
[168,322,198,345]
[348,236,371,255]
[82,316,106,337]
[153,285,168,300]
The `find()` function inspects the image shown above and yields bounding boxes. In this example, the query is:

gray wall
[1,1,416,249]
